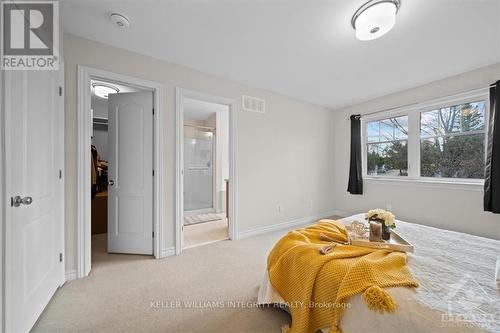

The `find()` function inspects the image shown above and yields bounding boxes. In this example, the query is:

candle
[369,222,382,242]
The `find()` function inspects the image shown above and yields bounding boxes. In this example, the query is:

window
[363,92,488,183]
[420,101,486,179]
[367,116,408,177]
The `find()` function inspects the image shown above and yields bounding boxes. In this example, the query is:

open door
[4,69,64,332]
[107,92,154,254]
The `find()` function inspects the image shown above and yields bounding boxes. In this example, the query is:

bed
[258,214,500,333]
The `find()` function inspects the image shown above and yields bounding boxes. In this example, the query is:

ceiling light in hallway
[92,83,119,99]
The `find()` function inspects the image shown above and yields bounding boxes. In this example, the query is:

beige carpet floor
[33,217,342,333]
[31,229,297,332]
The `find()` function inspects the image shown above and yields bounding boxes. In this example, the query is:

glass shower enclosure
[183,125,215,212]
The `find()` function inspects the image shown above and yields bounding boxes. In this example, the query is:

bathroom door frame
[175,87,237,254]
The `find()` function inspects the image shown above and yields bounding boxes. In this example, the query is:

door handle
[108,180,115,186]
[11,196,33,207]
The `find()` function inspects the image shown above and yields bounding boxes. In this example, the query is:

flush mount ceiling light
[109,12,130,29]
[92,83,119,99]
[351,0,401,41]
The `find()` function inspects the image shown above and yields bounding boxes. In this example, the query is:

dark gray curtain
[348,115,363,195]
[484,81,500,213]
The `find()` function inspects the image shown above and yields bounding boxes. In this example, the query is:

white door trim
[77,66,165,278]
[175,87,238,255]
[0,68,4,333]
[58,64,66,287]
[0,71,3,332]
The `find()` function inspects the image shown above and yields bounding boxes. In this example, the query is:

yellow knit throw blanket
[268,220,419,333]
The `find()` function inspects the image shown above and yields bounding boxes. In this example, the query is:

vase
[369,222,382,242]
[382,223,391,241]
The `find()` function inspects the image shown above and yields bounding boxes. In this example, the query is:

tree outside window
[420,101,485,179]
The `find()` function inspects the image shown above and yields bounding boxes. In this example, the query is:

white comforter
[258,214,500,333]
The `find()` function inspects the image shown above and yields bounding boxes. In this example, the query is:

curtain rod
[349,83,495,120]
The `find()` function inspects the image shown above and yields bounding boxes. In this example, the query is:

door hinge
[59,86,63,96]
[59,253,63,262]
[59,169,62,179]
[152,169,155,177]
[152,231,154,238]
[152,108,155,115]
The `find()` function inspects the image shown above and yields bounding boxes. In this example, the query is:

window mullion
[408,112,420,178]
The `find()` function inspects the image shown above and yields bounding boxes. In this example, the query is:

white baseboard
[236,210,342,239]
[65,270,77,282]
[161,247,176,258]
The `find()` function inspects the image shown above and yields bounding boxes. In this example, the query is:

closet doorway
[91,80,153,263]
[176,88,237,254]
[77,66,164,279]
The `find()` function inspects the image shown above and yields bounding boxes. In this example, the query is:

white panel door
[4,69,64,332]
[108,92,153,254]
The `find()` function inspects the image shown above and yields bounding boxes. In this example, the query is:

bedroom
[0,0,499,332]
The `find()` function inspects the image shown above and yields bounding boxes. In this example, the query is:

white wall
[63,33,336,272]
[91,96,107,118]
[215,110,229,213]
[91,96,109,160]
[205,110,230,213]
[331,63,500,240]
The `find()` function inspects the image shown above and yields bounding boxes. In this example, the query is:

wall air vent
[242,95,265,114]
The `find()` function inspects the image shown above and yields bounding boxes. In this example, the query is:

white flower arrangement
[365,209,396,228]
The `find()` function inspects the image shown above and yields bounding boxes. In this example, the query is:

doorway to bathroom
[175,88,237,253]
[183,98,229,248]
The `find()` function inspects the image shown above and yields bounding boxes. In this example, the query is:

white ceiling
[61,0,500,109]
[184,98,228,121]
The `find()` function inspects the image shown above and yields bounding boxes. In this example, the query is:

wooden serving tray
[350,230,414,253]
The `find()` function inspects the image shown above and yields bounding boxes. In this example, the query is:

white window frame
[361,89,489,188]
